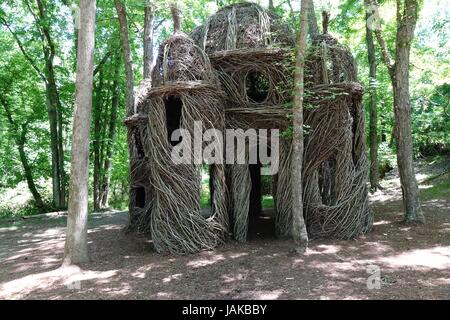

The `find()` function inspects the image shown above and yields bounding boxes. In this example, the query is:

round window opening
[245,71,270,103]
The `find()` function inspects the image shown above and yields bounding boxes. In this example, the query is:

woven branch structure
[125,2,373,255]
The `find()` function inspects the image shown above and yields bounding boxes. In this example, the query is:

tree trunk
[17,125,46,211]
[63,0,96,266]
[143,2,154,80]
[308,0,319,39]
[114,0,135,116]
[392,0,424,222]
[365,2,380,190]
[100,56,120,208]
[37,0,66,209]
[372,0,424,222]
[45,81,63,209]
[93,69,104,211]
[291,0,310,249]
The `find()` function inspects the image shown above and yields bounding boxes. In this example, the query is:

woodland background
[0,0,448,217]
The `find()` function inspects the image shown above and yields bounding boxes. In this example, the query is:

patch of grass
[262,195,275,208]
[420,172,450,201]
[0,181,52,219]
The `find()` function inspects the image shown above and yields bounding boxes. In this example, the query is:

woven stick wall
[299,33,373,238]
[129,34,228,254]
[191,3,296,242]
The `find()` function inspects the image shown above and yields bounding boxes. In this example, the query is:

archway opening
[245,71,269,103]
[164,95,183,146]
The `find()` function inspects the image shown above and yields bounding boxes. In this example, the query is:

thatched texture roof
[151,33,215,87]
[305,33,358,86]
[191,2,294,54]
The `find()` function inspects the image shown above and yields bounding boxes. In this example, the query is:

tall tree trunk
[170,3,182,34]
[100,57,121,208]
[393,0,423,222]
[372,0,424,223]
[291,0,310,249]
[2,0,66,209]
[143,2,154,80]
[365,1,380,190]
[63,0,96,266]
[308,0,319,39]
[36,0,66,209]
[93,69,104,211]
[114,0,135,116]
[45,80,63,208]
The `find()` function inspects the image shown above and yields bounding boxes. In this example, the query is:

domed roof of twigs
[151,32,215,87]
[191,2,294,54]
[305,33,357,86]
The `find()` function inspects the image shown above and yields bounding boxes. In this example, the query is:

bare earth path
[0,161,449,299]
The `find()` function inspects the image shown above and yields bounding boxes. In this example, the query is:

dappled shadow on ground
[0,199,449,299]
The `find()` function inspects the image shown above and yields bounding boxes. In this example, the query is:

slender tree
[308,0,319,39]
[100,54,121,208]
[114,0,135,116]
[143,1,154,79]
[371,0,424,223]
[63,0,97,265]
[291,0,310,249]
[365,0,380,191]
[0,0,66,209]
[0,97,45,211]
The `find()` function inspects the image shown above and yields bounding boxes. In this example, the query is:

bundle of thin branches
[191,2,294,54]
[145,88,228,254]
[152,33,216,88]
[211,48,293,108]
[305,33,357,86]
[301,92,372,239]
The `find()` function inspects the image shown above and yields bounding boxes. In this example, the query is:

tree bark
[35,0,66,209]
[291,0,310,249]
[308,0,319,39]
[365,1,380,191]
[143,2,154,80]
[93,69,104,211]
[100,56,121,208]
[63,0,96,266]
[170,3,182,34]
[392,0,424,223]
[114,0,135,116]
[372,0,424,222]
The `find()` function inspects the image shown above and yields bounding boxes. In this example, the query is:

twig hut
[125,2,373,254]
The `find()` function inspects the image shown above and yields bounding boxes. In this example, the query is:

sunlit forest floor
[0,156,449,300]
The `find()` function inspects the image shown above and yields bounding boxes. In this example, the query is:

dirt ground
[0,163,449,299]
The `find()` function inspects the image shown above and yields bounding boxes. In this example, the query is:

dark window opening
[318,158,336,205]
[134,129,145,159]
[135,187,146,208]
[164,96,183,146]
[249,163,262,218]
[245,71,269,103]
